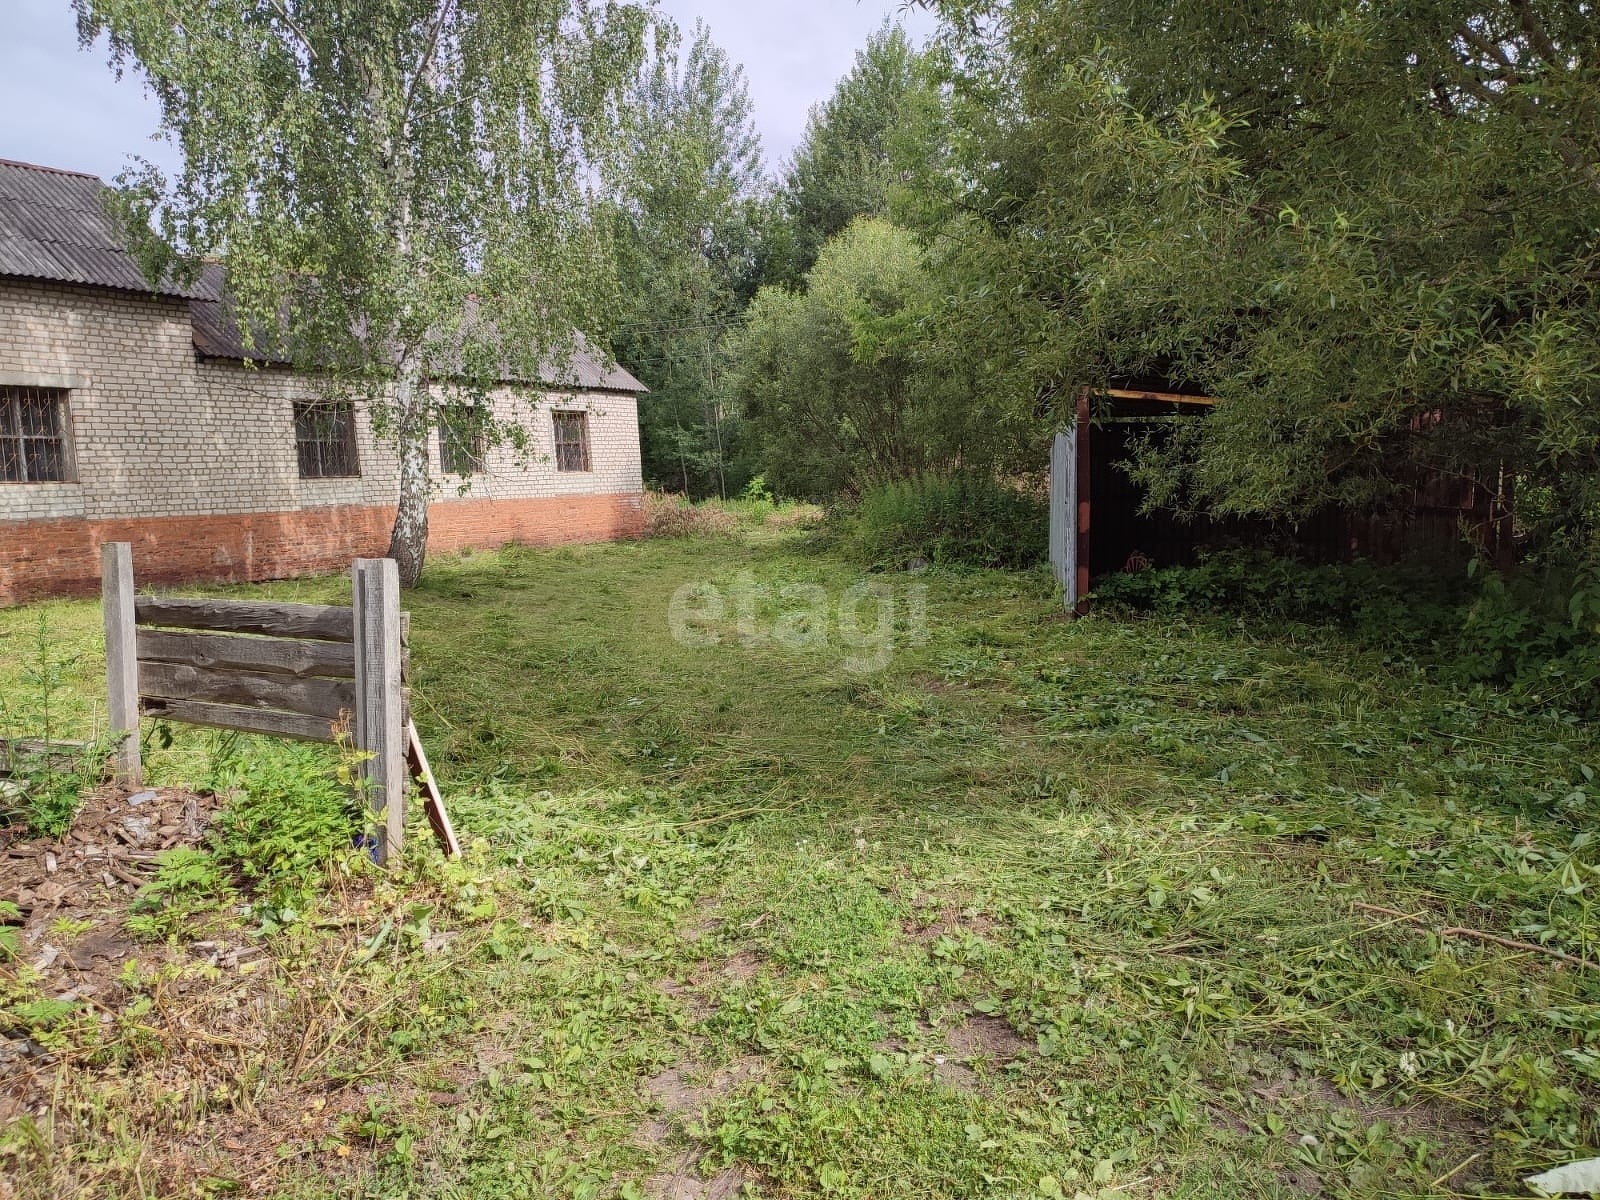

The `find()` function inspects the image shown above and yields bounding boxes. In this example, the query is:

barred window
[553,411,591,472]
[438,406,485,475]
[0,386,72,483]
[293,400,359,479]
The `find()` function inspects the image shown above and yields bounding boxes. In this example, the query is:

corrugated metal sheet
[0,159,212,299]
[3,157,644,394]
[545,332,648,395]
[192,264,646,393]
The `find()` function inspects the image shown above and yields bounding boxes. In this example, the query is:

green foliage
[120,743,363,940]
[922,0,1600,554]
[125,847,231,940]
[778,23,930,282]
[1456,559,1600,715]
[1095,550,1600,716]
[844,472,1048,569]
[208,742,365,913]
[729,219,1032,498]
[76,0,652,581]
[0,900,20,963]
[0,611,110,837]
[1092,552,1470,648]
[608,18,770,499]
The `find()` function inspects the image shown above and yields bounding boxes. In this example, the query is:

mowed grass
[3,523,1599,1199]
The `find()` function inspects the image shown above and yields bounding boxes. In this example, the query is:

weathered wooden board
[407,720,461,857]
[139,661,355,720]
[354,558,406,862]
[137,629,356,679]
[135,597,355,642]
[138,697,340,744]
[103,543,142,784]
[1049,427,1076,611]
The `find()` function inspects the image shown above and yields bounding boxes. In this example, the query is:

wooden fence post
[101,542,142,787]
[353,558,405,863]
[1049,428,1078,614]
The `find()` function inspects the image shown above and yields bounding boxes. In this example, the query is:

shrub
[1454,558,1600,715]
[1091,550,1468,647]
[208,741,366,908]
[123,741,363,940]
[643,491,739,538]
[1094,549,1600,716]
[843,472,1048,569]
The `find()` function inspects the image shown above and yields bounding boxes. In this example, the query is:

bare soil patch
[636,1055,766,1198]
[1,784,220,1021]
[945,1012,1028,1062]
[644,1055,766,1119]
[644,1153,749,1200]
[2,784,216,917]
[901,897,998,945]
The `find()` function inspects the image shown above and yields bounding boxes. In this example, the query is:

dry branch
[1352,901,1597,970]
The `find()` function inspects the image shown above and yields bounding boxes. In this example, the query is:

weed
[0,899,20,962]
[3,534,1598,1197]
[125,848,232,941]
[842,471,1048,569]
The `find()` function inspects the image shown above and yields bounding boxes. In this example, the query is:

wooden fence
[101,543,457,863]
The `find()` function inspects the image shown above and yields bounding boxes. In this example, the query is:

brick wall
[0,279,645,603]
[0,493,645,604]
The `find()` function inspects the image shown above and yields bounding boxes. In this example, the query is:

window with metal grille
[0,386,72,483]
[437,406,485,475]
[293,400,359,478]
[553,410,591,472]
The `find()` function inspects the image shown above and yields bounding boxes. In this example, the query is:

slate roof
[0,159,213,299]
[190,264,646,394]
[1,157,644,394]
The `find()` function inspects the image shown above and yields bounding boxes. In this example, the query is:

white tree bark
[386,357,431,588]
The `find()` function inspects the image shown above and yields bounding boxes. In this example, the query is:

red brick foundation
[0,492,644,604]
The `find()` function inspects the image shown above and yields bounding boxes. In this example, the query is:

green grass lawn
[3,523,1598,1199]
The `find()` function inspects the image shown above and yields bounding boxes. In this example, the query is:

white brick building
[0,158,646,604]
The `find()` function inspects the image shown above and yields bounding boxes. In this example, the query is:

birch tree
[76,0,650,585]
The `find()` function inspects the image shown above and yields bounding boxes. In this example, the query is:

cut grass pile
[1,524,1597,1199]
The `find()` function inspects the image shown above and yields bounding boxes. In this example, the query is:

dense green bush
[208,740,366,905]
[842,472,1048,568]
[128,740,365,938]
[1095,550,1600,716]
[1091,550,1469,647]
[1455,559,1600,716]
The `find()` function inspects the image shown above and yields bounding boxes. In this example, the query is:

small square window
[438,406,485,475]
[0,386,73,483]
[553,411,591,472]
[293,400,359,479]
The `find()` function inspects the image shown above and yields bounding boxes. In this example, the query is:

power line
[612,318,742,337]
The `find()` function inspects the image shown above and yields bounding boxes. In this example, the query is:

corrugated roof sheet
[3,158,644,394]
[191,264,646,393]
[0,159,213,299]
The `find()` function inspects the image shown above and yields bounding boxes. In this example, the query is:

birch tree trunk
[386,359,431,587]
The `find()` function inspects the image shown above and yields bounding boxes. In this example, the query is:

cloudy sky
[0,0,936,183]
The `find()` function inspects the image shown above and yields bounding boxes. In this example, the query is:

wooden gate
[101,543,457,862]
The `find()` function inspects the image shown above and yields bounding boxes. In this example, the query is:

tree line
[82,0,1600,585]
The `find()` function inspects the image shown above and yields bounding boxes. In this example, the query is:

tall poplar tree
[778,22,927,283]
[608,19,767,496]
[76,0,650,585]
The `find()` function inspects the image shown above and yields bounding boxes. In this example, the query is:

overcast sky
[0,0,936,184]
